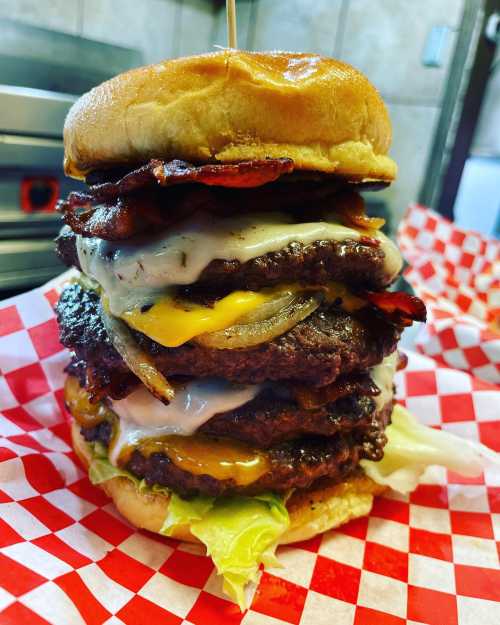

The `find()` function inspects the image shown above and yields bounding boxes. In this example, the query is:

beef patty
[57,283,402,397]
[56,226,391,292]
[79,387,391,497]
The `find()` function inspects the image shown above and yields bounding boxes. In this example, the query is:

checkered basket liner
[0,207,499,625]
[398,204,500,385]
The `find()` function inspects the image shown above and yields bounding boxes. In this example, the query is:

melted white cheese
[108,378,261,465]
[370,352,399,410]
[77,211,402,315]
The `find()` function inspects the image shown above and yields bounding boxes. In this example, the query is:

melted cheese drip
[370,352,399,410]
[131,435,269,486]
[76,211,402,315]
[121,289,270,348]
[109,378,262,465]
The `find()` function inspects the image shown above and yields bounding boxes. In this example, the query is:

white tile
[269,545,316,587]
[252,0,342,57]
[457,596,500,625]
[0,457,39,500]
[448,485,489,513]
[410,504,451,534]
[319,531,365,568]
[0,330,39,374]
[357,570,407,618]
[44,488,96,521]
[79,563,134,613]
[452,534,499,568]
[408,553,455,594]
[441,421,479,442]
[340,0,463,103]
[2,541,71,579]
[492,514,500,541]
[300,590,355,625]
[139,571,199,618]
[82,0,177,64]
[0,413,24,437]
[0,377,18,411]
[29,428,70,453]
[24,393,64,429]
[21,581,85,625]
[367,517,409,552]
[118,533,174,570]
[473,392,500,423]
[56,523,112,562]
[0,502,49,539]
[405,395,441,426]
[242,611,287,625]
[0,586,14,612]
[436,367,472,395]
[41,351,69,393]
[0,0,80,34]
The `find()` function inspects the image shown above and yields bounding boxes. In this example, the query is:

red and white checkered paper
[398,204,500,385]
[0,208,499,625]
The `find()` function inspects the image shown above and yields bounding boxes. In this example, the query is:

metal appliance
[0,19,142,294]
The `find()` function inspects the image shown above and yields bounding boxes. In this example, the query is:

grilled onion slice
[194,293,322,350]
[100,302,175,403]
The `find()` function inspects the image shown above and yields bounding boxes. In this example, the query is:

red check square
[21,496,73,532]
[251,572,307,625]
[410,484,449,509]
[463,346,490,368]
[405,371,437,396]
[5,363,50,404]
[408,586,457,625]
[371,496,409,524]
[33,535,92,570]
[450,511,494,539]
[363,542,408,582]
[310,555,360,603]
[478,421,500,452]
[2,406,43,432]
[188,591,244,625]
[98,549,154,592]
[81,509,133,546]
[0,305,23,337]
[22,454,65,494]
[354,606,405,625]
[440,394,475,422]
[0,518,24,548]
[160,549,213,588]
[55,571,111,625]
[0,602,51,625]
[28,319,63,360]
[487,487,500,513]
[409,528,452,562]
[0,552,47,596]
[118,595,182,625]
[455,564,500,602]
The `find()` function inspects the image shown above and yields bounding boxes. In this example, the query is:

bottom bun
[72,421,386,544]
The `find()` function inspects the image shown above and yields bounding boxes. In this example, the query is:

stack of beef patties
[54,51,425,602]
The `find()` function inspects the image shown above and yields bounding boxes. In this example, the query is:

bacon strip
[87,158,294,201]
[292,373,380,410]
[152,158,294,188]
[332,191,386,231]
[363,290,427,326]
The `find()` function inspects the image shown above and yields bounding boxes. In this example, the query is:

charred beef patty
[56,226,389,292]
[57,283,402,395]
[82,429,385,498]
[81,391,392,450]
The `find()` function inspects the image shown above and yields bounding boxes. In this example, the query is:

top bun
[64,50,396,181]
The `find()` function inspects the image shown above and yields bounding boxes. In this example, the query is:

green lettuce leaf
[362,404,500,493]
[161,492,289,609]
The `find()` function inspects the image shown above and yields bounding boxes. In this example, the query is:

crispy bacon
[58,192,175,240]
[152,158,295,188]
[87,158,294,201]
[363,290,427,326]
[292,373,380,410]
[332,191,386,231]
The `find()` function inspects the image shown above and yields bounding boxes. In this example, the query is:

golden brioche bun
[72,421,385,545]
[64,50,396,182]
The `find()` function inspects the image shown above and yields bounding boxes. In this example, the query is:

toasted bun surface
[72,421,385,544]
[64,50,396,182]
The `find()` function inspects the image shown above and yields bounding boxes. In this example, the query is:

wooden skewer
[226,0,237,49]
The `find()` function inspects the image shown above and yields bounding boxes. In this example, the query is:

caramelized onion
[100,303,174,403]
[194,293,322,349]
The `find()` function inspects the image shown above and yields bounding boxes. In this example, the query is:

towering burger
[55,51,427,605]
